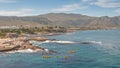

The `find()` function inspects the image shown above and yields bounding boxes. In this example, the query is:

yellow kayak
[42,55,51,58]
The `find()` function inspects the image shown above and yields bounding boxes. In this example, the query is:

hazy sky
[0,0,120,17]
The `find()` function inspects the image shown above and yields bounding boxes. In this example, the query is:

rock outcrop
[0,37,44,53]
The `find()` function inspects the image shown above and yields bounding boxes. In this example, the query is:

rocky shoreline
[0,37,54,53]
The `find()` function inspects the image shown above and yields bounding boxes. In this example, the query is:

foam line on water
[30,40,76,44]
[5,49,37,53]
[30,40,103,45]
[50,40,76,44]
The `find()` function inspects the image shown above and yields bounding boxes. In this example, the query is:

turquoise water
[0,30,120,68]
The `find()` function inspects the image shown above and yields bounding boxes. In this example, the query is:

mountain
[0,13,120,29]
[40,13,120,28]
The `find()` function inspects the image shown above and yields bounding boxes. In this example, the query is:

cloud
[52,4,87,12]
[93,0,120,8]
[115,8,120,14]
[82,0,120,8]
[0,0,17,3]
[82,0,96,2]
[0,9,36,16]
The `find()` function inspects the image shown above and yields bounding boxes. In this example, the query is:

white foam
[50,40,76,44]
[30,40,102,45]
[43,40,51,43]
[29,40,36,44]
[44,49,49,53]
[16,49,34,53]
[5,49,35,53]
[88,41,102,45]
[29,40,49,45]
[31,40,76,44]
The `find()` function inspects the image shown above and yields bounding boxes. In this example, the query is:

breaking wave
[30,40,103,45]
[29,40,76,44]
[50,40,76,44]
[15,49,35,53]
[5,49,39,53]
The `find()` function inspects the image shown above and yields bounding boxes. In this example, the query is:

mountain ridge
[0,13,120,29]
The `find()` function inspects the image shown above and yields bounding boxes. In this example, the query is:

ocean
[0,29,120,68]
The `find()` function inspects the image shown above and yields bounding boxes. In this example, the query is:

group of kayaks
[41,48,77,59]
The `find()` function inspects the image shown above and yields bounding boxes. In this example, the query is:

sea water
[0,29,120,68]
